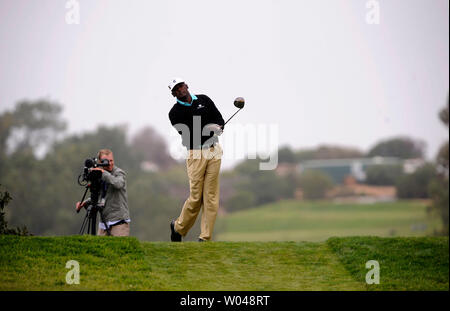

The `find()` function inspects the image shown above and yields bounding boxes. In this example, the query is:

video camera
[79,158,110,185]
[76,157,111,235]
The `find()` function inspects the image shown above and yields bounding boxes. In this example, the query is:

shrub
[0,184,31,236]
[298,170,334,200]
[366,165,404,186]
[396,163,438,199]
[225,191,257,213]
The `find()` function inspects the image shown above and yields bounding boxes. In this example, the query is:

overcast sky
[0,0,448,169]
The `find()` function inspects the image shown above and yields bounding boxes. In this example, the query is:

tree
[0,184,12,234]
[298,170,334,200]
[396,163,437,199]
[295,149,317,162]
[1,124,142,236]
[365,165,404,186]
[295,145,364,162]
[278,146,296,163]
[436,143,449,177]
[429,179,449,235]
[232,159,296,206]
[50,124,141,173]
[0,111,14,157]
[314,145,365,159]
[0,114,198,239]
[439,100,449,126]
[0,100,68,233]
[224,191,256,213]
[130,126,176,170]
[0,111,14,174]
[4,100,66,156]
[430,99,449,235]
[0,184,31,236]
[436,101,449,177]
[367,137,425,159]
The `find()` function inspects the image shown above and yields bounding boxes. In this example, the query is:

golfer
[168,78,224,242]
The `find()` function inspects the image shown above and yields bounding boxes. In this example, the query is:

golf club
[224,97,245,126]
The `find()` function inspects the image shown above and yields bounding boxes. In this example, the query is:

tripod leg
[90,210,97,235]
[87,217,90,235]
[79,211,89,235]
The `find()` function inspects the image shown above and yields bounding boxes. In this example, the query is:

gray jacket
[100,166,130,223]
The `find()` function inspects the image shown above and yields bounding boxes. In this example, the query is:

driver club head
[234,97,245,109]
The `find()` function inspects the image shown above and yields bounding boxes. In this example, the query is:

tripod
[79,203,101,235]
[78,183,110,235]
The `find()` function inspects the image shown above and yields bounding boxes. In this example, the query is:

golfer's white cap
[168,77,185,91]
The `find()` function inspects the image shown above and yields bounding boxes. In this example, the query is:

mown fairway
[0,236,448,291]
[215,200,441,242]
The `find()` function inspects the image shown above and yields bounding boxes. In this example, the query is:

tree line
[0,99,448,239]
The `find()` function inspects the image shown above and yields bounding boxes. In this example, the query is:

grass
[143,241,362,290]
[215,200,442,242]
[327,236,449,291]
[0,235,147,290]
[0,235,448,291]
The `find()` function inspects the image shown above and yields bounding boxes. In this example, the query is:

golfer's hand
[205,124,223,136]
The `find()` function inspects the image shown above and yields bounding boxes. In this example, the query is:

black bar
[1,291,448,310]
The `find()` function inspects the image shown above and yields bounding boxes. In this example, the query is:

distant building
[297,157,424,184]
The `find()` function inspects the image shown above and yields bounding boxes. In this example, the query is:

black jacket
[169,94,224,150]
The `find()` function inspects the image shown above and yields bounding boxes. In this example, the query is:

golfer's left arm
[206,96,225,129]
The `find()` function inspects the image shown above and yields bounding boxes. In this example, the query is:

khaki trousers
[97,223,130,236]
[175,144,222,240]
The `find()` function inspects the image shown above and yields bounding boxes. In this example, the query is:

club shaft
[224,108,242,126]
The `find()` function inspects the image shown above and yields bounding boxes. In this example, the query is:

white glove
[205,124,223,136]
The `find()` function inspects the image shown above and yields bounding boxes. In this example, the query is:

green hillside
[0,235,448,291]
[215,200,441,242]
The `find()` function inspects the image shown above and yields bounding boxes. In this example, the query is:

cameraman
[76,149,130,236]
